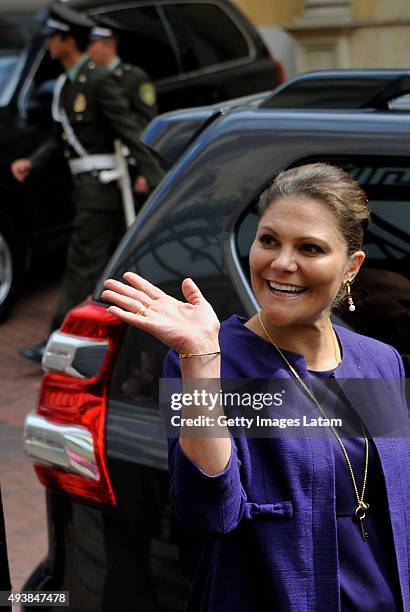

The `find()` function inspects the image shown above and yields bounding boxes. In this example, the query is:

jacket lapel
[335,326,410,609]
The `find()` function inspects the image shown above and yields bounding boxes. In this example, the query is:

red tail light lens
[274,59,286,84]
[33,301,126,507]
[266,48,285,84]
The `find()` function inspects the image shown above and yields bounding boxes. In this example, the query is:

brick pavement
[0,273,61,593]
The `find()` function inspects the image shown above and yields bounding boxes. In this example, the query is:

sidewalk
[0,275,60,592]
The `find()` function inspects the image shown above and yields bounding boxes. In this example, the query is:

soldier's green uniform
[29,7,163,331]
[88,25,158,199]
[108,58,159,205]
[89,24,158,128]
[111,59,158,128]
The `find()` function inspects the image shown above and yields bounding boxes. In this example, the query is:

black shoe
[19,341,47,362]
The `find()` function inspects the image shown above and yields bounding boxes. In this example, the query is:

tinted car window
[163,3,249,71]
[235,160,410,370]
[23,49,63,116]
[0,18,39,106]
[109,211,232,409]
[31,49,63,88]
[98,7,180,79]
[0,55,19,91]
[0,18,38,50]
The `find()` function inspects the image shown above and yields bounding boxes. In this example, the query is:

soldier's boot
[19,340,48,362]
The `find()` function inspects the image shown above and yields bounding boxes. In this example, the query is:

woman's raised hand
[102,272,220,354]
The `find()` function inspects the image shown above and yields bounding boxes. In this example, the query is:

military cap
[89,25,115,41]
[89,16,119,41]
[41,2,95,37]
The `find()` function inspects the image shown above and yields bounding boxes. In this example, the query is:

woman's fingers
[103,278,153,305]
[181,278,204,306]
[106,306,152,328]
[101,289,147,315]
[123,271,165,299]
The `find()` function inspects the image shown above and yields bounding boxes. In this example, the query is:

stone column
[289,0,352,72]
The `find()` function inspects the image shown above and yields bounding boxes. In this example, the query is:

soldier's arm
[29,124,62,170]
[96,74,163,188]
[127,67,158,125]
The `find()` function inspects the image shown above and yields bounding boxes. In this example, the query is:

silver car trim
[0,232,13,306]
[42,331,109,379]
[18,44,47,119]
[24,412,100,481]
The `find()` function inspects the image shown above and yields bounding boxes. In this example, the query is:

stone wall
[231,0,410,75]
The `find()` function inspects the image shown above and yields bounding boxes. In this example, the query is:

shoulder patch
[114,68,123,77]
[88,61,96,70]
[123,63,131,71]
[138,82,157,106]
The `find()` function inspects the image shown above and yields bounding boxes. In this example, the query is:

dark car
[23,70,409,609]
[0,0,282,320]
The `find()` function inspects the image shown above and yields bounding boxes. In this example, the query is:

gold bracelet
[179,350,221,359]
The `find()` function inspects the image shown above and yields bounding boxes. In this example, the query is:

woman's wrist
[179,349,220,359]
[177,337,220,356]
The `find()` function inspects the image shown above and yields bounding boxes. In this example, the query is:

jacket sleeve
[390,346,408,415]
[29,123,62,170]
[163,350,246,535]
[128,69,158,124]
[95,73,163,187]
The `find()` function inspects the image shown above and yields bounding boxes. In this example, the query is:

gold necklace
[257,310,370,541]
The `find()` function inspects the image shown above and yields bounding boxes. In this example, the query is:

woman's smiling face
[249,196,365,327]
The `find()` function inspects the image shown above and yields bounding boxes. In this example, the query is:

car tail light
[24,300,126,507]
[274,59,286,84]
[267,49,285,84]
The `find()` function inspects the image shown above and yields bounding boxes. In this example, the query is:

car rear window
[162,3,250,71]
[96,6,180,79]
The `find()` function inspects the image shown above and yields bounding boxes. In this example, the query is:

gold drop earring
[344,279,355,312]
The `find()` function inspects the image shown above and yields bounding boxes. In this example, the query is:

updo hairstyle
[258,163,370,256]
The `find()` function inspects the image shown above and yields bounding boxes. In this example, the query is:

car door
[89,2,276,112]
[16,40,74,253]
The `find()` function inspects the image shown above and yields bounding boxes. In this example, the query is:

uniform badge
[78,74,87,84]
[73,93,87,113]
[138,82,157,107]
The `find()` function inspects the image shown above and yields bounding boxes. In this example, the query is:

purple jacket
[163,316,410,611]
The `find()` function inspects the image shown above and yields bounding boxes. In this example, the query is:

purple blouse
[164,315,410,611]
[309,368,402,610]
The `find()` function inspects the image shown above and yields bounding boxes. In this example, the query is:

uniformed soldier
[88,21,158,128]
[11,3,163,361]
[87,21,158,196]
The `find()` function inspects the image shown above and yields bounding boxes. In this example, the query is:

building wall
[352,0,410,22]
[232,0,410,75]
[232,0,304,26]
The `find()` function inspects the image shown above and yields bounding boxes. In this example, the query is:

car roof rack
[259,70,410,110]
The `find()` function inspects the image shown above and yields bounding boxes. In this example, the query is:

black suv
[23,70,409,609]
[0,0,282,320]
